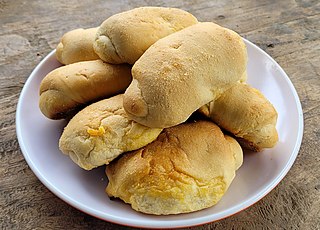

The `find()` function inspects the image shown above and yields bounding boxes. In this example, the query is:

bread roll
[39,60,132,119]
[106,120,243,215]
[59,95,162,170]
[94,7,198,64]
[123,22,248,128]
[56,28,100,64]
[199,83,278,151]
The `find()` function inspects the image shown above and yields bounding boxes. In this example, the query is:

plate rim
[16,39,304,228]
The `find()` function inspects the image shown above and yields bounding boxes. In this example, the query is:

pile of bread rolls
[39,7,278,215]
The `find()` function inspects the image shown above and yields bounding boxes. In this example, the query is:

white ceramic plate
[16,39,303,229]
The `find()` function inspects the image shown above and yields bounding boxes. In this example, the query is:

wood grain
[1,0,319,229]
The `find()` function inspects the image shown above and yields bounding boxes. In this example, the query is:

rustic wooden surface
[1,0,319,229]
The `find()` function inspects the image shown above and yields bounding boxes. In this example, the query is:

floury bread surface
[123,22,248,128]
[39,60,132,119]
[199,83,278,151]
[59,95,162,170]
[106,121,243,215]
[94,7,198,64]
[56,28,100,64]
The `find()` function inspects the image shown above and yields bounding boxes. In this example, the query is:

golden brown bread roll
[59,95,163,170]
[123,22,248,128]
[39,60,132,119]
[199,83,278,151]
[106,120,243,215]
[56,28,100,64]
[93,7,198,64]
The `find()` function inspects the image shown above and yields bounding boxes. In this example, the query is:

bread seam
[104,33,123,62]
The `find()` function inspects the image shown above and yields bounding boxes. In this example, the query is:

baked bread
[93,7,198,64]
[56,28,100,65]
[123,22,248,128]
[59,94,162,170]
[39,60,132,119]
[106,120,243,215]
[199,83,278,151]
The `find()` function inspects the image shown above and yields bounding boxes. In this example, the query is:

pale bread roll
[106,120,243,215]
[123,22,248,128]
[39,60,132,119]
[94,7,198,64]
[56,28,100,64]
[59,95,162,170]
[199,83,278,151]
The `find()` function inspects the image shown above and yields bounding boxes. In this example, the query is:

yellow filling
[87,126,106,136]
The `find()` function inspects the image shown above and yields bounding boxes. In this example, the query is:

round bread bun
[59,94,163,170]
[106,120,243,215]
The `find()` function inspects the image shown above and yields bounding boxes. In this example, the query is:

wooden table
[1,0,319,229]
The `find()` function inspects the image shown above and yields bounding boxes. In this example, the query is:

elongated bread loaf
[94,7,198,64]
[106,120,243,215]
[199,83,278,151]
[123,22,248,128]
[56,28,100,64]
[39,60,132,119]
[59,95,162,170]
